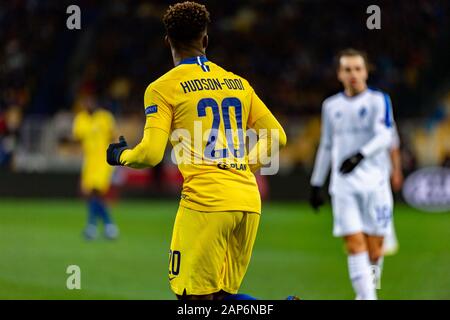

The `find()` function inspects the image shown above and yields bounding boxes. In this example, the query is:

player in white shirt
[309,49,394,300]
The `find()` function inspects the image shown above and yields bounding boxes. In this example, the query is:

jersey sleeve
[143,84,173,134]
[390,122,400,150]
[360,93,393,157]
[247,88,271,128]
[248,112,287,172]
[120,123,169,168]
[310,102,332,187]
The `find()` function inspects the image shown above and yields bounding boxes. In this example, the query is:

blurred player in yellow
[107,2,293,300]
[73,95,119,240]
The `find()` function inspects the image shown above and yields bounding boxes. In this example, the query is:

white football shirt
[311,88,394,193]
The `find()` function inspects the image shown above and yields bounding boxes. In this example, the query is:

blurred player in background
[309,49,395,300]
[73,95,119,240]
[383,125,403,255]
[107,2,291,300]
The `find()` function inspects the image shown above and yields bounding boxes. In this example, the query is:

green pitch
[0,199,449,299]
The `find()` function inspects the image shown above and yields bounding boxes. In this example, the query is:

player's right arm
[247,89,287,172]
[310,102,332,187]
[119,123,169,168]
[309,102,332,212]
[107,84,172,168]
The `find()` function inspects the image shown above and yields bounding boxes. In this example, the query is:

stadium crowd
[1,0,450,170]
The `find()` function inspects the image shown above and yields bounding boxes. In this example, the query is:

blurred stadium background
[1,0,449,299]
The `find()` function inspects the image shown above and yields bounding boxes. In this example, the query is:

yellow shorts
[169,206,260,296]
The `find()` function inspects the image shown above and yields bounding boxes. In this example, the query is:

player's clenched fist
[107,136,129,166]
[309,186,325,212]
[339,152,364,174]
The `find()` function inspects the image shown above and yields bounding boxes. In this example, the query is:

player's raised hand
[339,152,364,174]
[107,135,129,166]
[309,186,325,213]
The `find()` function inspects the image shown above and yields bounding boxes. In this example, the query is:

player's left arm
[247,89,287,172]
[340,93,394,174]
[117,125,169,168]
[360,93,394,157]
[390,123,403,191]
[107,85,172,168]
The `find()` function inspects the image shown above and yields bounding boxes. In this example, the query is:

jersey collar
[340,88,370,100]
[178,55,208,66]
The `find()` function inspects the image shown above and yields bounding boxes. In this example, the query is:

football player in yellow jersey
[73,95,119,240]
[107,2,292,300]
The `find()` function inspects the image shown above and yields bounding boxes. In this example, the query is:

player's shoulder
[366,87,393,109]
[322,92,344,110]
[74,109,89,121]
[146,68,180,93]
[323,92,342,104]
[367,87,391,100]
[95,108,114,119]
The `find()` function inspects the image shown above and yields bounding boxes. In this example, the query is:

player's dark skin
[165,30,208,67]
[166,29,233,301]
[84,95,98,115]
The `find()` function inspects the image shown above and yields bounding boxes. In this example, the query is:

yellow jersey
[143,56,271,213]
[73,108,115,194]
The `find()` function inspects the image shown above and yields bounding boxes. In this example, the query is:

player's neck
[172,48,206,66]
[344,85,368,98]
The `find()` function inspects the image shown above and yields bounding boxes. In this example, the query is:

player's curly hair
[163,2,210,43]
